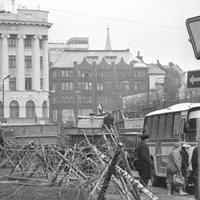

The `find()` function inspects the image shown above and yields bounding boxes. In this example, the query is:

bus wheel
[151,165,160,187]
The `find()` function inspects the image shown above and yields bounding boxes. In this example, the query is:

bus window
[173,112,181,137]
[187,118,196,141]
[165,113,173,138]
[187,109,200,142]
[180,118,186,141]
[144,117,152,135]
[152,115,159,138]
[158,114,165,138]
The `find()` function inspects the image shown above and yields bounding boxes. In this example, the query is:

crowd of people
[133,134,198,199]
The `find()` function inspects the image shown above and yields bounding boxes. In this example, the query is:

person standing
[191,146,198,200]
[134,134,152,186]
[103,112,114,130]
[180,143,191,191]
[166,142,188,196]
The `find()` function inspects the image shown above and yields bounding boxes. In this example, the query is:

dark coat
[180,147,189,177]
[103,114,114,129]
[191,147,198,179]
[135,140,152,169]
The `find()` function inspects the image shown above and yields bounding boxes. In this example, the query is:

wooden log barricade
[0,128,159,200]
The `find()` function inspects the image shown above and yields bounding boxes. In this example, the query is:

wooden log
[97,143,123,200]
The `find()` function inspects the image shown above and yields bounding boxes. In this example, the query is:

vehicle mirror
[186,15,200,59]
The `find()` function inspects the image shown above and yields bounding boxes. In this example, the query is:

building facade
[0,9,52,124]
[49,48,149,124]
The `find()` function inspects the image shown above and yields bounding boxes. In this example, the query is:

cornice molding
[0,20,52,28]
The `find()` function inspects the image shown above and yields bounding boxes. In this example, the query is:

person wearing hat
[166,142,188,196]
[134,134,152,186]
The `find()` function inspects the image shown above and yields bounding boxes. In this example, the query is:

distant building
[0,9,52,124]
[49,28,149,124]
[48,37,89,50]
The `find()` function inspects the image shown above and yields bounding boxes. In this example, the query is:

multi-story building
[49,29,149,124]
[0,9,52,124]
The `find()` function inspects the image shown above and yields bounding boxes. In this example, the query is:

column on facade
[42,35,49,91]
[33,35,41,91]
[1,34,10,90]
[17,34,26,91]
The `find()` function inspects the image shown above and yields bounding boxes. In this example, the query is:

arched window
[42,101,48,118]
[10,100,19,118]
[0,101,3,117]
[26,100,35,118]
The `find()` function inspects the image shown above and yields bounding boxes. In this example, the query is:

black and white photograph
[0,0,199,199]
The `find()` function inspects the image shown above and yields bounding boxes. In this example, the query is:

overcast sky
[1,0,200,71]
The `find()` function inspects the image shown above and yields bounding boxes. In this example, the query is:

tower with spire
[105,24,112,50]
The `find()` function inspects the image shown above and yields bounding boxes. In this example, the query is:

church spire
[105,24,112,50]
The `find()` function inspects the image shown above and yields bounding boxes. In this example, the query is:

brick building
[49,31,149,124]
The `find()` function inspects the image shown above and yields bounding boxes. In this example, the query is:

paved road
[141,185,195,200]
[104,184,195,200]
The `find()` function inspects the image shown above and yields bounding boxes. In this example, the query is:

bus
[142,103,200,186]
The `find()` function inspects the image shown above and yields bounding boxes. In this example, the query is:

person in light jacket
[166,142,188,196]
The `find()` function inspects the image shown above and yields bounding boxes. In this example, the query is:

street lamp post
[2,74,12,122]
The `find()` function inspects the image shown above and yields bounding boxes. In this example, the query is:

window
[26,100,35,118]
[9,77,16,91]
[52,82,57,91]
[40,78,43,90]
[97,83,103,90]
[62,109,75,124]
[40,56,43,69]
[79,95,92,104]
[52,109,58,122]
[61,95,73,104]
[134,81,145,90]
[78,70,92,77]
[25,56,32,68]
[144,117,152,135]
[134,70,146,77]
[10,100,19,118]
[8,34,16,46]
[42,101,48,118]
[173,112,181,136]
[158,115,166,138]
[165,113,173,138]
[9,55,16,68]
[24,35,32,47]
[61,82,74,91]
[97,71,104,77]
[151,115,159,138]
[25,78,32,90]
[61,70,74,77]
[52,70,57,77]
[78,82,92,90]
[52,96,57,104]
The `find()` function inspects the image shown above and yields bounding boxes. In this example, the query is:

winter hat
[173,142,181,149]
[182,143,191,149]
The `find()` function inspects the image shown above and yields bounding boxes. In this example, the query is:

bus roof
[145,103,200,117]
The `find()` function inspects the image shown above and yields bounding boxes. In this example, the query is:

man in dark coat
[191,146,198,200]
[103,112,114,130]
[180,144,190,177]
[135,134,152,186]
